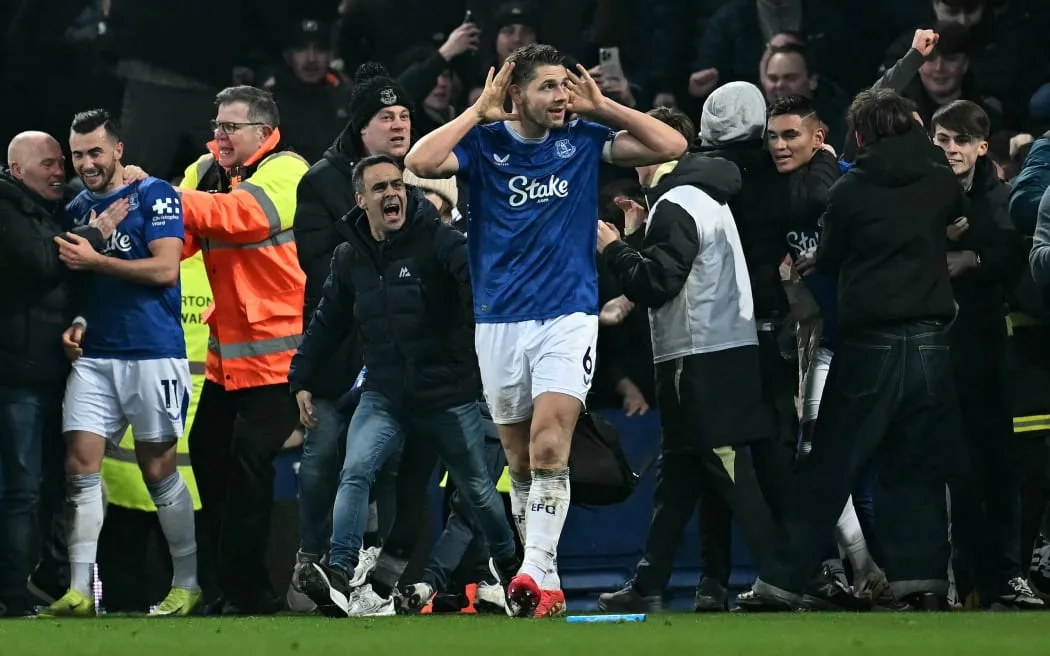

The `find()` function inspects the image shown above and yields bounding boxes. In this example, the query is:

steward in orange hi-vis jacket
[177,86,308,613]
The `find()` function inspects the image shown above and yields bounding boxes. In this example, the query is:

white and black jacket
[602,153,754,363]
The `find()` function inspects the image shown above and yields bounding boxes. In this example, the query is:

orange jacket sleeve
[182,230,202,260]
[180,188,276,244]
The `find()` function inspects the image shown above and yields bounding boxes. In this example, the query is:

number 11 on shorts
[161,379,179,409]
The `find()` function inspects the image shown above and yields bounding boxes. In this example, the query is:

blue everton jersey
[784,226,839,347]
[65,177,186,360]
[453,119,615,323]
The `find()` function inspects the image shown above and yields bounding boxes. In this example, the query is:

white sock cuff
[67,473,102,500]
[147,472,187,507]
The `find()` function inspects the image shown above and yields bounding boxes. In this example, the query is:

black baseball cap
[284,18,333,50]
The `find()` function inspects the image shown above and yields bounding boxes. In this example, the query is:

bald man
[0,131,127,616]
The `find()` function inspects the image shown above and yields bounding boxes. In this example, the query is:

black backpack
[568,411,648,506]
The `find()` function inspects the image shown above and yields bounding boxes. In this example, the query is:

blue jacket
[1010,136,1050,235]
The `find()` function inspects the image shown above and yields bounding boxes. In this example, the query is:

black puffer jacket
[0,171,79,385]
[289,188,480,410]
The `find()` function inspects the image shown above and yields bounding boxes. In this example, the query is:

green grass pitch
[2,613,1049,655]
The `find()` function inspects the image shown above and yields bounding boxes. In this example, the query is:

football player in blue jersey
[40,110,199,618]
[406,43,687,617]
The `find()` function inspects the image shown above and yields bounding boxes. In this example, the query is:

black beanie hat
[349,63,414,136]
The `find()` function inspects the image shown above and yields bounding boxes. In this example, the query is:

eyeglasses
[210,120,266,135]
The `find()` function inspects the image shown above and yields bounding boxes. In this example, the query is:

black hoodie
[601,153,743,308]
[816,123,963,333]
[289,187,480,411]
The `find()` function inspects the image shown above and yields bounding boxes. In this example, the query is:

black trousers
[949,353,1022,599]
[696,439,795,588]
[188,380,299,607]
[634,443,789,596]
[632,349,790,596]
[762,321,961,598]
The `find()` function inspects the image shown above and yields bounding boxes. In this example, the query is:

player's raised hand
[296,390,318,428]
[472,61,519,123]
[566,64,606,116]
[89,197,130,239]
[55,232,104,270]
[62,323,84,361]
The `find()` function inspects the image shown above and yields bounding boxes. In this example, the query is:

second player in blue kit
[407,43,687,617]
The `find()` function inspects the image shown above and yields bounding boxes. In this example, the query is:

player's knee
[64,432,105,475]
[529,426,571,469]
[134,441,177,485]
[497,422,531,474]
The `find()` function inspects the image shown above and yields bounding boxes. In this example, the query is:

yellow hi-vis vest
[440,466,512,494]
[99,252,212,511]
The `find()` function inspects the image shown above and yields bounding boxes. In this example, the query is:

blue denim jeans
[0,385,68,607]
[762,321,961,598]
[297,399,350,558]
[328,392,515,574]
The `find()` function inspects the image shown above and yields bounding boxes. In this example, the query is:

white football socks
[148,471,199,592]
[520,468,570,590]
[835,495,877,579]
[509,473,531,545]
[67,473,105,597]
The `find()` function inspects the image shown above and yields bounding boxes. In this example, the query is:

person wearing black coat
[741,89,966,612]
[929,100,1040,609]
[0,131,121,615]
[290,63,420,581]
[287,155,518,617]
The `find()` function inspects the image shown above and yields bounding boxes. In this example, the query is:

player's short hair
[769,94,821,124]
[70,109,121,142]
[847,88,917,146]
[215,85,280,128]
[506,43,564,87]
[931,99,991,141]
[352,154,402,193]
[647,107,695,145]
[767,43,813,75]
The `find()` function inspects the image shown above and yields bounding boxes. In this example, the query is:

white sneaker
[351,546,380,587]
[474,581,506,614]
[347,583,395,617]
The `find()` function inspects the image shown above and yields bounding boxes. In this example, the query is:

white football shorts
[475,312,599,425]
[63,357,192,443]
